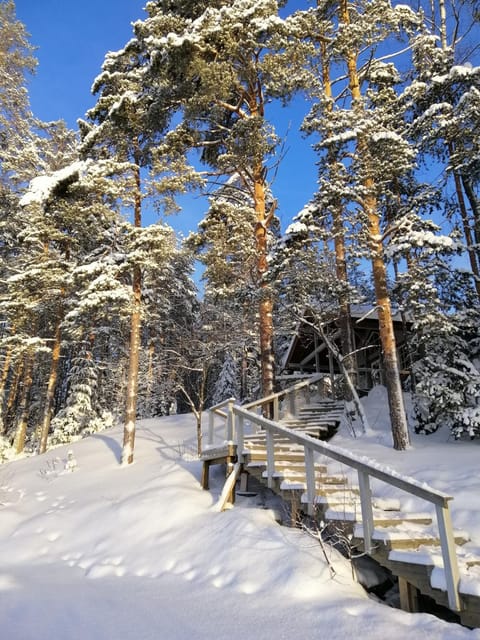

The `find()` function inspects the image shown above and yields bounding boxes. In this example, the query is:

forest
[0,0,479,465]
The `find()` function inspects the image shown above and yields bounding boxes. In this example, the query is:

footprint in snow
[86,564,126,579]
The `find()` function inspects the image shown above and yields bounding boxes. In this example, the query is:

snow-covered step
[280,471,347,484]
[325,507,433,528]
[299,401,345,411]
[354,523,470,551]
[245,459,329,474]
[303,490,361,507]
[247,450,306,463]
[280,479,351,492]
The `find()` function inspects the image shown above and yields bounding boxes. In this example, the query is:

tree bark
[340,0,410,450]
[368,199,410,449]
[448,145,480,300]
[122,160,142,465]
[38,321,62,454]
[122,265,142,465]
[0,344,13,435]
[13,352,34,454]
[321,38,357,392]
[253,168,275,404]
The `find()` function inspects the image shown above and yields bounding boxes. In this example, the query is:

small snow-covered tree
[212,352,240,406]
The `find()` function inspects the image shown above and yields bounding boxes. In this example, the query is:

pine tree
[288,0,438,449]
[132,0,308,401]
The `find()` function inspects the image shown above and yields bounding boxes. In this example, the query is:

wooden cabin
[280,305,412,395]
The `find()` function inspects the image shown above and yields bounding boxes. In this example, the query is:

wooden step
[297,409,344,417]
[280,471,347,484]
[304,490,361,507]
[325,508,433,527]
[282,415,342,423]
[247,450,307,463]
[280,478,351,491]
[353,524,470,551]
[245,460,328,473]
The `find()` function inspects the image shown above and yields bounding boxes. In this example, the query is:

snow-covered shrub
[50,356,113,445]
[413,315,480,439]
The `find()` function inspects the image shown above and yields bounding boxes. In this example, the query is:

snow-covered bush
[413,314,480,439]
[49,356,113,445]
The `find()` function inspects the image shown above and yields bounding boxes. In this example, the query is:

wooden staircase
[238,404,480,628]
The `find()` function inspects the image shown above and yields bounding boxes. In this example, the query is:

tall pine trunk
[340,0,409,450]
[0,344,13,435]
[38,320,62,454]
[13,352,34,454]
[122,160,142,465]
[451,166,480,300]
[321,38,357,392]
[253,167,275,403]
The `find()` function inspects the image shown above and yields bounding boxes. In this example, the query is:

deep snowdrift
[0,400,479,639]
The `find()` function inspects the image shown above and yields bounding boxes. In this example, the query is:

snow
[19,161,91,207]
[1,402,480,638]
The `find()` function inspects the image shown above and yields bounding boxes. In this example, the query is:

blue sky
[14,0,318,235]
[15,0,145,129]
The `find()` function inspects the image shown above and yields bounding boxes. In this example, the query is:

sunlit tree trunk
[340,0,409,450]
[122,160,142,465]
[13,352,34,454]
[0,344,13,435]
[321,38,357,393]
[5,355,23,427]
[451,165,480,300]
[253,166,275,402]
[38,320,62,454]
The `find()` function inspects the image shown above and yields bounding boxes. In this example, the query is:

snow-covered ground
[1,389,480,639]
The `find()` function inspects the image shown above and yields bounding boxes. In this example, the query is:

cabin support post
[398,576,419,613]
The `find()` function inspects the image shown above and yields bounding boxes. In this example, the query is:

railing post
[436,502,462,612]
[358,470,374,555]
[208,410,214,446]
[266,429,275,489]
[304,446,316,516]
[288,389,296,416]
[227,400,235,441]
[237,412,245,463]
[273,396,279,421]
[303,384,311,406]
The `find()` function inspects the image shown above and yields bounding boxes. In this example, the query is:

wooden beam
[398,576,419,613]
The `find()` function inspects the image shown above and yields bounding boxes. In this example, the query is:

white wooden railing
[206,374,326,446]
[206,397,236,447]
[242,372,326,421]
[206,389,462,613]
[231,405,461,612]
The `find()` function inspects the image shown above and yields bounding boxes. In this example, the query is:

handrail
[232,404,462,613]
[206,373,327,446]
[243,373,326,420]
[207,397,236,446]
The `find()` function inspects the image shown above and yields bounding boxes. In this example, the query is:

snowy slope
[0,411,479,640]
